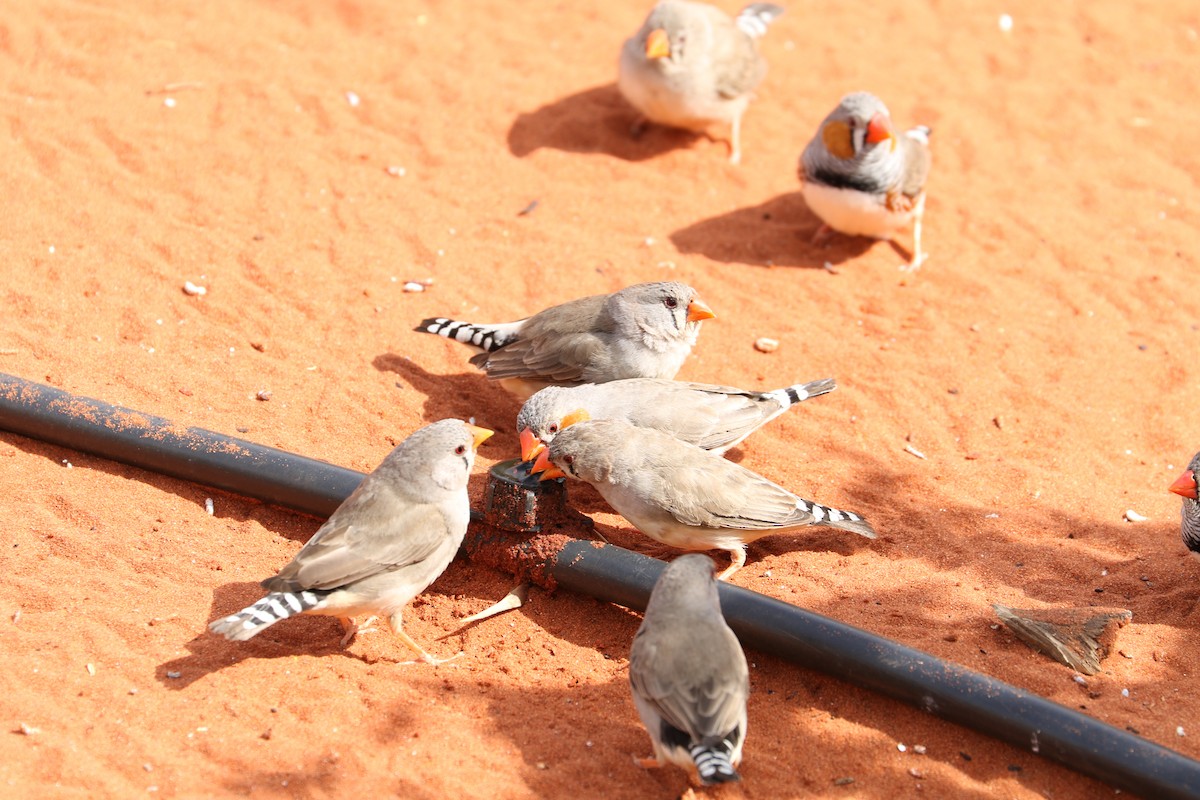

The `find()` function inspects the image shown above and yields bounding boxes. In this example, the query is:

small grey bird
[532,418,875,579]
[1168,451,1200,558]
[517,377,836,462]
[618,1,785,164]
[415,282,716,401]
[799,91,932,270]
[629,554,749,785]
[208,419,493,664]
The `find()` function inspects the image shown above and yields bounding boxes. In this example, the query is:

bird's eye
[548,423,559,434]
[663,297,678,309]
[563,454,574,465]
[455,445,466,455]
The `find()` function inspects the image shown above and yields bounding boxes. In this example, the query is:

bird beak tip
[468,425,494,449]
[645,28,670,59]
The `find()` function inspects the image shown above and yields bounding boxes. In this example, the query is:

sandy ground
[2,0,1199,797]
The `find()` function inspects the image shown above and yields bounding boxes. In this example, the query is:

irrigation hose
[2,372,1197,799]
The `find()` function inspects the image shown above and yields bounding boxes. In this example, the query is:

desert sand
[2,1,1199,797]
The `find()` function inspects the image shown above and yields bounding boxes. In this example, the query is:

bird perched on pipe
[618,1,785,164]
[531,417,875,579]
[630,554,750,785]
[798,91,932,271]
[517,376,836,462]
[1168,451,1200,559]
[415,282,716,401]
[208,419,493,664]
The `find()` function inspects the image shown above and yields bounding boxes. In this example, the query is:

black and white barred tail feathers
[690,740,742,785]
[208,590,328,641]
[799,497,876,539]
[735,3,784,38]
[414,317,521,353]
[763,378,837,409]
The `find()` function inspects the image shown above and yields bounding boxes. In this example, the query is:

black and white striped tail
[763,378,836,408]
[690,740,741,785]
[907,125,933,145]
[798,498,877,539]
[208,590,327,641]
[736,3,784,38]
[415,317,513,353]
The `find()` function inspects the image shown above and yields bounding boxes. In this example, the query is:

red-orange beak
[1169,469,1198,500]
[532,449,566,480]
[519,427,545,462]
[865,113,895,149]
[686,297,716,322]
[645,28,671,59]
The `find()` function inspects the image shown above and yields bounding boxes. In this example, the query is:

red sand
[3,1,1199,797]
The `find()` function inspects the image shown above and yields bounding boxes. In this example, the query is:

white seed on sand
[183,281,207,296]
[754,337,779,353]
[1123,509,1148,523]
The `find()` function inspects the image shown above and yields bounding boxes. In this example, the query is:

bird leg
[338,615,380,647]
[727,116,743,165]
[389,611,462,665]
[900,194,928,272]
[810,223,836,247]
[716,547,747,582]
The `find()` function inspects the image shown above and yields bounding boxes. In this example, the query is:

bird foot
[404,650,464,667]
[810,224,835,247]
[338,616,380,647]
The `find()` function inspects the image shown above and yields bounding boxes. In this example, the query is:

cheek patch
[821,120,855,160]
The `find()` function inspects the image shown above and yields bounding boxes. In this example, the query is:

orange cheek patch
[821,120,855,160]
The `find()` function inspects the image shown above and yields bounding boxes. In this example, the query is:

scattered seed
[345,91,360,107]
[255,390,272,401]
[998,13,1013,32]
[250,342,266,352]
[1073,675,1087,686]
[12,609,21,624]
[62,459,73,469]
[913,745,927,755]
[754,337,779,353]
[163,97,176,108]
[833,776,855,786]
[822,262,840,274]
[897,743,908,752]
[1123,509,1148,522]
[1179,727,1187,737]
[904,444,927,460]
[908,767,925,779]
[18,722,40,736]
[385,165,406,177]
[1121,688,1130,697]
[183,281,207,296]
[403,281,427,293]
[86,663,95,676]
[993,415,1003,429]
[205,498,214,516]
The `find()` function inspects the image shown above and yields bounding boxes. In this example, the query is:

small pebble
[1073,675,1087,686]
[167,672,182,680]
[1179,727,1187,737]
[18,722,40,736]
[999,13,1013,32]
[255,390,272,401]
[385,165,406,177]
[754,337,779,353]
[345,91,360,107]
[1121,688,1130,698]
[833,777,855,786]
[403,281,426,293]
[183,281,207,296]
[1124,509,1148,522]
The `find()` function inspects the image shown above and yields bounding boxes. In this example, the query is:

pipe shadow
[669,191,876,268]
[507,83,704,162]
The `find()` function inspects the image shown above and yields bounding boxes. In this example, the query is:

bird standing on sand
[209,420,493,664]
[517,377,836,461]
[1168,451,1200,558]
[618,1,785,164]
[415,282,715,401]
[799,91,932,270]
[532,418,876,579]
[630,554,750,785]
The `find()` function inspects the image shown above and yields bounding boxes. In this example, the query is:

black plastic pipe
[0,373,363,518]
[2,372,1198,799]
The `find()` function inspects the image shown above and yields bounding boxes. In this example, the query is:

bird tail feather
[414,318,519,352]
[736,3,785,38]
[208,590,326,641]
[690,740,741,785]
[807,501,877,539]
[763,378,836,409]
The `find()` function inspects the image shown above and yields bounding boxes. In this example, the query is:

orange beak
[467,425,494,450]
[532,449,566,480]
[645,28,670,59]
[519,427,545,462]
[865,113,895,148]
[1169,469,1198,500]
[686,297,716,322]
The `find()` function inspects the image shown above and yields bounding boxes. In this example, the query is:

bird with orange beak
[1168,451,1200,558]
[617,1,784,164]
[799,91,933,271]
[415,281,715,401]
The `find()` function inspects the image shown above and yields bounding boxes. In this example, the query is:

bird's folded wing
[655,460,812,529]
[713,21,767,100]
[900,135,932,198]
[476,331,606,383]
[265,502,451,592]
[631,633,748,739]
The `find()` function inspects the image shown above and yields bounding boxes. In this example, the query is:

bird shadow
[507,83,705,162]
[670,191,877,268]
[373,353,520,441]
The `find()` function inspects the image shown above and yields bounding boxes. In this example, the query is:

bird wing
[650,454,814,530]
[471,294,612,383]
[898,133,932,198]
[630,624,750,740]
[264,490,451,592]
[711,15,767,100]
[628,384,769,451]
